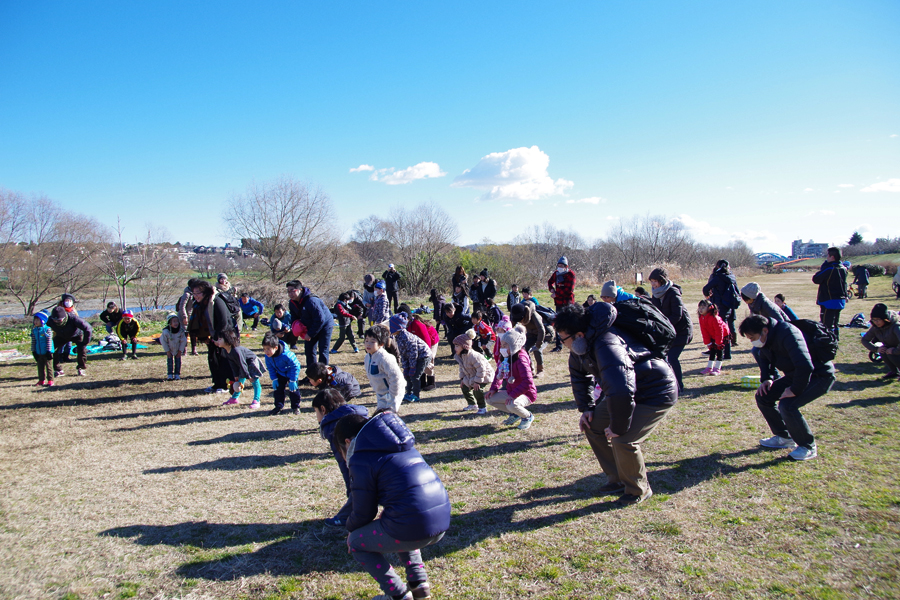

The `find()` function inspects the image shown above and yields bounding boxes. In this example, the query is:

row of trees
[844,232,900,258]
[0,178,761,316]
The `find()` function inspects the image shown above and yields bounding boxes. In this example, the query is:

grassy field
[0,272,898,600]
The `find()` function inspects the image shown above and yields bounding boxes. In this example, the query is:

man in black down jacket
[382,264,402,313]
[812,247,848,340]
[702,259,740,347]
[49,306,93,377]
[648,267,693,394]
[739,315,835,461]
[740,281,790,380]
[336,411,450,600]
[556,302,678,506]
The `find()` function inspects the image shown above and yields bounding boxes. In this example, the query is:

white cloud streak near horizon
[350,161,447,184]
[566,196,606,204]
[860,178,900,193]
[452,146,574,201]
[349,164,374,172]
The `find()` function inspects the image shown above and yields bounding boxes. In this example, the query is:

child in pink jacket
[485,325,536,430]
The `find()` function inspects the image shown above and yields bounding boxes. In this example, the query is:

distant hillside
[793,253,900,268]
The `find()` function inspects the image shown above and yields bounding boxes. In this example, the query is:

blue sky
[1,1,898,255]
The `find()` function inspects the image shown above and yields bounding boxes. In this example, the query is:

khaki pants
[583,399,673,497]
[485,390,532,418]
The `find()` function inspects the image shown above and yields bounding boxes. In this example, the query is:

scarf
[652,280,673,299]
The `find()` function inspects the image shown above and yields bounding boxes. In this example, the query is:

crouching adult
[739,315,836,461]
[48,306,93,377]
[861,304,900,381]
[556,302,678,506]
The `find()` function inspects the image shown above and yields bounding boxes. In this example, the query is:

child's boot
[408,581,431,600]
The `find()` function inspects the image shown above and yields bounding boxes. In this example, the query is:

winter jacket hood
[319,403,368,442]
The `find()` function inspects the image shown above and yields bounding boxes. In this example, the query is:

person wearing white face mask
[738,315,836,461]
[547,256,576,352]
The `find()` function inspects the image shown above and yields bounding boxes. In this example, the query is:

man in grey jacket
[739,315,835,461]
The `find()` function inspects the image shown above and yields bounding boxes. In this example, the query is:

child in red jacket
[698,299,729,375]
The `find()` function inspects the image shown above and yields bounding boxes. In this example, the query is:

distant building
[791,239,829,260]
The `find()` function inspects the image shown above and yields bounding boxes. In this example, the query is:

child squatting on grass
[160,312,187,380]
[454,329,495,415]
[31,311,54,387]
[116,310,141,360]
[304,362,361,403]
[262,332,303,415]
[388,313,432,404]
[485,324,537,429]
[363,325,406,413]
[335,411,450,600]
[216,329,263,409]
[312,388,368,528]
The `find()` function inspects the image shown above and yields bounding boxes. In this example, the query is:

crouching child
[335,411,451,600]
[454,329,495,415]
[216,329,263,409]
[313,388,368,527]
[304,362,361,402]
[485,325,537,429]
[262,332,303,415]
[116,311,140,360]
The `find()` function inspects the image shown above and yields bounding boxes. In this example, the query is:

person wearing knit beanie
[740,282,761,301]
[862,303,900,380]
[600,280,618,302]
[388,313,409,334]
[453,329,493,414]
[485,324,537,429]
[453,329,475,352]
[648,268,668,284]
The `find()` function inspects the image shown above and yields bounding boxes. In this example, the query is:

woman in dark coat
[648,267,693,394]
[188,279,233,393]
[702,259,740,349]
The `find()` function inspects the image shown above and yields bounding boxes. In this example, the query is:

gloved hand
[272,380,280,390]
[288,380,298,393]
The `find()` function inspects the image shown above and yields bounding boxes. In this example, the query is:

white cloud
[837,184,854,188]
[725,186,734,190]
[369,162,446,185]
[891,134,898,138]
[860,178,900,193]
[349,164,374,172]
[856,223,873,233]
[803,188,814,192]
[807,209,836,216]
[732,228,778,243]
[606,216,619,221]
[673,214,729,237]
[674,214,776,243]
[452,146,574,201]
[565,196,606,205]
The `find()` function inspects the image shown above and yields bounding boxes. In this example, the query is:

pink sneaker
[700,367,713,376]
[46,381,55,387]
[221,397,239,406]
[711,368,722,376]
[35,380,45,386]
[249,401,260,410]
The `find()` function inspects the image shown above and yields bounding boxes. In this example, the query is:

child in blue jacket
[262,332,302,415]
[31,312,55,386]
[239,293,265,331]
[335,412,451,600]
[312,388,368,528]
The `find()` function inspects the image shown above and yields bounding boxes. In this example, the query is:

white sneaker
[759,435,797,449]
[462,405,478,412]
[476,407,487,415]
[789,444,817,461]
[517,413,535,430]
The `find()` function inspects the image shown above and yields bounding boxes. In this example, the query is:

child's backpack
[611,297,677,358]
[847,313,868,328]
[721,279,742,310]
[792,319,839,364]
[533,304,557,344]
[217,290,242,324]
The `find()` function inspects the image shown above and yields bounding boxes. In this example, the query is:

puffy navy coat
[320,403,369,492]
[345,412,451,540]
[289,288,334,339]
[568,302,677,435]
[702,268,740,311]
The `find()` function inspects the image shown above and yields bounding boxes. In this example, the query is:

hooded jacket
[443,306,473,342]
[394,330,432,379]
[407,318,440,348]
[650,282,693,344]
[455,348,495,389]
[702,267,740,311]
[49,308,92,346]
[699,312,729,348]
[812,261,848,306]
[364,348,405,411]
[264,340,302,382]
[567,302,677,435]
[239,296,264,317]
[757,318,835,394]
[116,318,141,341]
[511,301,546,347]
[31,323,54,355]
[176,287,194,324]
[749,293,789,323]
[289,288,334,338]
[227,345,264,380]
[320,403,369,492]
[861,311,900,353]
[315,365,361,401]
[345,412,451,540]
[371,293,391,324]
[489,349,537,404]
[160,318,187,354]
[190,289,232,341]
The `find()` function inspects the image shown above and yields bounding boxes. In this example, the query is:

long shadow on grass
[0,386,209,410]
[186,429,317,446]
[114,410,274,432]
[421,435,570,465]
[644,447,783,494]
[144,451,329,473]
[80,405,212,421]
[827,395,900,409]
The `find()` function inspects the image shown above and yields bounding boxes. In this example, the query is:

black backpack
[217,290,242,322]
[533,304,557,328]
[722,279,742,310]
[792,319,838,363]
[612,297,677,358]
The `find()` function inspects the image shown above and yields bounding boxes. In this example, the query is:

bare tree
[1,195,104,315]
[131,226,191,310]
[189,252,234,279]
[512,223,590,284]
[225,177,342,283]
[349,215,398,273]
[382,203,459,294]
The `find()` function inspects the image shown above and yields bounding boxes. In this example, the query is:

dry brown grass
[0,272,898,600]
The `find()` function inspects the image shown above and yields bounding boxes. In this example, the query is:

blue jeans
[305,324,334,367]
[756,373,835,449]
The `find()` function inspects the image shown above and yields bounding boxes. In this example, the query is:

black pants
[53,341,87,372]
[820,307,842,340]
[387,290,399,313]
[332,319,357,351]
[273,375,302,411]
[756,373,835,449]
[244,314,260,329]
[667,341,686,392]
[206,342,230,389]
[122,340,137,357]
[166,353,182,375]
[34,353,52,381]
